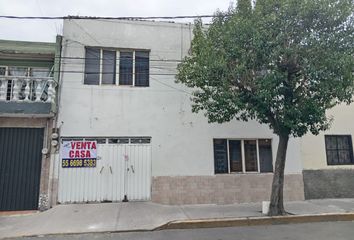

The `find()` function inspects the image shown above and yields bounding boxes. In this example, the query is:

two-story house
[54,19,304,206]
[0,37,61,211]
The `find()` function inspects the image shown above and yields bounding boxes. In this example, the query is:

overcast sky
[0,0,234,42]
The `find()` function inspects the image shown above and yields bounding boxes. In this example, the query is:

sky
[0,0,234,42]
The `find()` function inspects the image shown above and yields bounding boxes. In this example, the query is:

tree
[176,0,354,216]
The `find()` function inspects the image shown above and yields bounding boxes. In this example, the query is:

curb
[156,213,354,230]
[1,229,154,240]
[0,210,39,217]
[2,213,354,239]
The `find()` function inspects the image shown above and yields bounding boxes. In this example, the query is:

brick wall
[152,174,304,205]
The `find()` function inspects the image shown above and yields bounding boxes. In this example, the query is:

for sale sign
[61,141,97,168]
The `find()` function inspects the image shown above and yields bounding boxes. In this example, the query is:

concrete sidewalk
[1,199,354,239]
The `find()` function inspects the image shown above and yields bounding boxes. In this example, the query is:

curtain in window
[8,67,27,76]
[31,68,50,78]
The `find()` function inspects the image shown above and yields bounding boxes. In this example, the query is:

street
[12,221,354,240]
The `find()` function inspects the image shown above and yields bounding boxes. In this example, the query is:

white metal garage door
[58,137,151,203]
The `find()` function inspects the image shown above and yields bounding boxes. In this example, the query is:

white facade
[302,103,354,170]
[56,19,304,204]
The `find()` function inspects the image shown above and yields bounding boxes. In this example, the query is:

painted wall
[58,19,303,177]
[301,103,354,170]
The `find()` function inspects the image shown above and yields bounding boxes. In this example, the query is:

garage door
[58,137,151,203]
[0,128,44,211]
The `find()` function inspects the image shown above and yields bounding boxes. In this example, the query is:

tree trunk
[268,134,289,216]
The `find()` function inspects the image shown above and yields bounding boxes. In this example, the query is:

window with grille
[325,135,354,165]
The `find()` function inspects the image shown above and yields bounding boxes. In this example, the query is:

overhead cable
[0,14,223,20]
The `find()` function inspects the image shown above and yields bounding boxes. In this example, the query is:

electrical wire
[0,52,184,62]
[150,77,193,95]
[0,14,224,20]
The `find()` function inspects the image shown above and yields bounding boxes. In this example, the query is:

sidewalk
[1,199,354,239]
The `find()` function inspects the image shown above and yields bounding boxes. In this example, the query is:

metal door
[103,144,125,201]
[58,145,106,203]
[58,138,151,203]
[125,144,152,201]
[0,128,44,210]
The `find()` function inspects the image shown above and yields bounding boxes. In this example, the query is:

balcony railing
[0,76,56,103]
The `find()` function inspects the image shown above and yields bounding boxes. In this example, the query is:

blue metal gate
[0,128,44,210]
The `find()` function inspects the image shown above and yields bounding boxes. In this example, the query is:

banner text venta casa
[61,141,97,168]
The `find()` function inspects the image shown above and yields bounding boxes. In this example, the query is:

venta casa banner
[61,141,97,168]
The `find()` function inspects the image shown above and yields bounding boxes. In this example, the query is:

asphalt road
[12,221,354,240]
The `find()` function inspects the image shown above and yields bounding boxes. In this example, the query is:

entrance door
[58,137,151,203]
[125,143,152,201]
[0,128,44,211]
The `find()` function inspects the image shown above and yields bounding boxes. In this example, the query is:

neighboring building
[0,37,62,211]
[301,104,354,199]
[55,19,304,205]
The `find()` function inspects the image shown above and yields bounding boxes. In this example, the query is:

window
[102,50,116,84]
[258,139,273,172]
[229,140,242,172]
[119,51,133,85]
[30,67,51,77]
[244,140,258,172]
[130,138,151,144]
[0,66,51,101]
[108,138,129,144]
[84,47,149,87]
[0,66,7,76]
[62,137,151,145]
[325,135,354,165]
[213,139,273,174]
[135,51,149,87]
[8,66,28,76]
[0,66,51,77]
[84,48,100,85]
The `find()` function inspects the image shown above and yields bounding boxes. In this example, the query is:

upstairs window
[0,66,6,76]
[84,48,100,85]
[84,47,149,87]
[102,50,116,85]
[0,66,51,77]
[214,139,273,174]
[325,135,354,165]
[135,51,149,87]
[119,51,133,85]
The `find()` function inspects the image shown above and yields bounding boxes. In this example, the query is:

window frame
[0,66,8,76]
[325,135,354,165]
[61,137,151,145]
[213,138,273,174]
[84,47,150,87]
[0,66,51,77]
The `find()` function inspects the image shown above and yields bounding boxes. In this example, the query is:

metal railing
[0,76,56,103]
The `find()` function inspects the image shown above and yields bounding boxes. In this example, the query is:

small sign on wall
[61,141,97,168]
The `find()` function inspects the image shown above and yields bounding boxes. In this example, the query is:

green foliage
[177,0,354,137]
